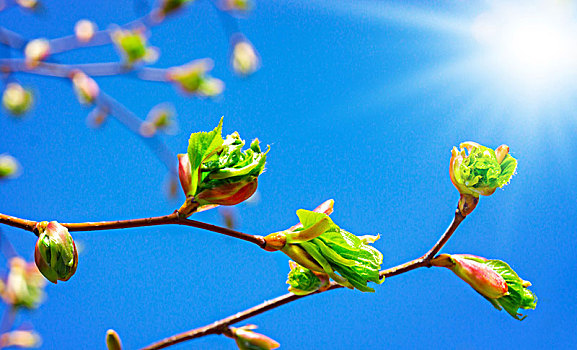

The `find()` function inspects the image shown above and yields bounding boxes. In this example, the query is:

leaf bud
[2,83,33,116]
[287,261,329,295]
[177,118,267,216]
[231,325,279,350]
[268,201,384,292]
[450,141,517,216]
[106,329,122,350]
[34,221,78,284]
[432,253,537,320]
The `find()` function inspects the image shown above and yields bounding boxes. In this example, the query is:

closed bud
[231,325,279,350]
[2,83,33,116]
[24,38,50,68]
[432,253,537,320]
[74,20,97,43]
[231,36,260,76]
[166,59,224,97]
[105,329,122,350]
[70,70,99,105]
[0,154,21,179]
[34,221,78,284]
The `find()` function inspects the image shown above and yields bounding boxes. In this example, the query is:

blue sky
[1,0,577,348]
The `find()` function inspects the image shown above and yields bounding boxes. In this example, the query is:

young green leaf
[186,117,224,196]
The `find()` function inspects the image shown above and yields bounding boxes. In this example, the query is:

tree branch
[0,211,267,248]
[140,209,467,350]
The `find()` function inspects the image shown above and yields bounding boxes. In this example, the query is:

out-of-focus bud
[74,19,97,43]
[86,106,109,128]
[24,38,50,68]
[0,154,21,179]
[15,0,39,10]
[139,103,177,137]
[431,253,537,320]
[0,257,46,309]
[70,70,99,105]
[219,207,237,229]
[34,221,78,284]
[158,0,194,17]
[166,59,224,97]
[221,0,253,13]
[177,118,268,216]
[2,83,33,116]
[287,261,329,295]
[449,142,517,216]
[231,35,260,76]
[0,330,41,348]
[112,28,157,66]
[231,325,279,350]
[264,201,384,292]
[105,329,122,350]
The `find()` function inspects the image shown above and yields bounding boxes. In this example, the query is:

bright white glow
[471,2,577,95]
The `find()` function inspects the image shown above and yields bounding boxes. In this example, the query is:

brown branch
[140,209,467,350]
[0,211,266,248]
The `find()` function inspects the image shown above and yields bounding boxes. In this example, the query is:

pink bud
[432,254,508,299]
[195,178,258,206]
[177,154,193,196]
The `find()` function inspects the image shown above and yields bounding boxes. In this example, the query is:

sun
[470,1,577,99]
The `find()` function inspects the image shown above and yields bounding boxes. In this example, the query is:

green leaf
[287,262,322,295]
[286,210,335,243]
[485,259,537,320]
[295,209,331,229]
[186,117,224,196]
[498,154,517,187]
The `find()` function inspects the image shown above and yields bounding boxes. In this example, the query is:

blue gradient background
[1,1,576,349]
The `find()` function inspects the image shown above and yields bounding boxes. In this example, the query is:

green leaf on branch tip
[292,209,384,292]
[458,146,517,194]
[186,117,224,196]
[483,260,537,320]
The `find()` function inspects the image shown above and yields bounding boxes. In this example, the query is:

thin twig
[140,209,467,350]
[0,211,266,248]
